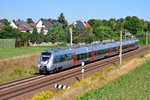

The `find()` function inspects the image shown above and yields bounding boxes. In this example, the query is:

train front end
[37,52,53,73]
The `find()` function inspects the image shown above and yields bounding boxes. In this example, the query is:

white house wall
[36,20,47,34]
[10,22,18,28]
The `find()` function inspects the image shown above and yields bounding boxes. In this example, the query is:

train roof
[43,38,138,53]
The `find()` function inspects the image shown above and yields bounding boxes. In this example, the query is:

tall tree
[45,23,65,43]
[27,18,34,24]
[57,13,68,29]
[38,27,45,43]
[30,28,38,43]
[124,16,142,34]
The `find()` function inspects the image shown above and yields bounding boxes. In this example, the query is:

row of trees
[0,14,150,44]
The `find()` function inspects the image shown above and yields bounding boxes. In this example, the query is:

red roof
[28,23,36,28]
[84,22,93,30]
[18,28,28,30]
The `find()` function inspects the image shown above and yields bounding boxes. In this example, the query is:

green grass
[0,46,50,60]
[77,59,150,100]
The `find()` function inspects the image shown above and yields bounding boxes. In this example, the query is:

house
[36,18,57,34]
[73,20,93,30]
[0,21,5,30]
[10,20,33,33]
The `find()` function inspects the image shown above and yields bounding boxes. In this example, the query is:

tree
[0,19,10,25]
[72,27,97,43]
[20,32,31,42]
[45,23,65,43]
[27,18,34,24]
[107,18,116,31]
[88,19,97,27]
[38,27,45,43]
[30,28,38,43]
[101,19,108,26]
[57,13,68,29]
[124,16,142,34]
[0,26,21,39]
[93,27,118,42]
[17,19,22,22]
[92,20,103,30]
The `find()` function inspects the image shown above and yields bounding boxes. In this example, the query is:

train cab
[37,52,53,73]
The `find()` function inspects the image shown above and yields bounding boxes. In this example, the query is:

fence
[0,39,15,48]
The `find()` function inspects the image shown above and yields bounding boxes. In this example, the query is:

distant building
[0,21,5,30]
[36,18,57,34]
[10,20,33,33]
[73,20,93,30]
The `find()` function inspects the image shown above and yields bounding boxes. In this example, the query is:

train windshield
[42,52,51,61]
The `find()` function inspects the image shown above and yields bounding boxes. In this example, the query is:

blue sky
[0,0,150,24]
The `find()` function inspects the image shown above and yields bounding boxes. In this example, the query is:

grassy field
[77,59,150,100]
[0,46,50,60]
[0,55,39,83]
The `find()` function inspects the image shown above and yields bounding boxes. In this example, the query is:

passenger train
[37,38,139,73]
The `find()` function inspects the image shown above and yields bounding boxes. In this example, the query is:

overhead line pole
[120,30,122,64]
[146,30,148,45]
[70,27,72,46]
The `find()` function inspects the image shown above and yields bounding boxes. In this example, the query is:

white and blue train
[37,38,139,73]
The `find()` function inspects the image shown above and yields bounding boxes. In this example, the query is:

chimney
[50,18,52,22]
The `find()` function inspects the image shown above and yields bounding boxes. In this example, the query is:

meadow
[0,55,39,83]
[0,46,50,60]
[0,46,51,83]
[77,59,150,100]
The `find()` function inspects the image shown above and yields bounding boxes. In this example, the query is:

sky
[0,0,150,24]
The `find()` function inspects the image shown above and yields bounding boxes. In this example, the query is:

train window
[98,50,101,55]
[66,53,73,60]
[54,56,59,63]
[113,47,116,51]
[94,51,98,56]
[81,53,86,59]
[42,52,51,61]
[106,49,109,53]
[77,54,81,60]
[58,55,65,62]
[88,52,92,57]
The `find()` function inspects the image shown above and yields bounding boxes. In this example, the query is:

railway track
[0,45,150,100]
[0,75,45,90]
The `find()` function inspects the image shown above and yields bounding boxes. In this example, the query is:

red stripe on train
[73,52,76,66]
[109,46,111,56]
[117,45,119,54]
[91,49,94,61]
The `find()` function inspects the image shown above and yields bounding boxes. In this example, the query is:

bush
[140,55,145,58]
[32,91,53,100]
[13,66,23,75]
[58,42,67,47]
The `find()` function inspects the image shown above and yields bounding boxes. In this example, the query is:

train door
[134,42,135,49]
[73,52,77,66]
